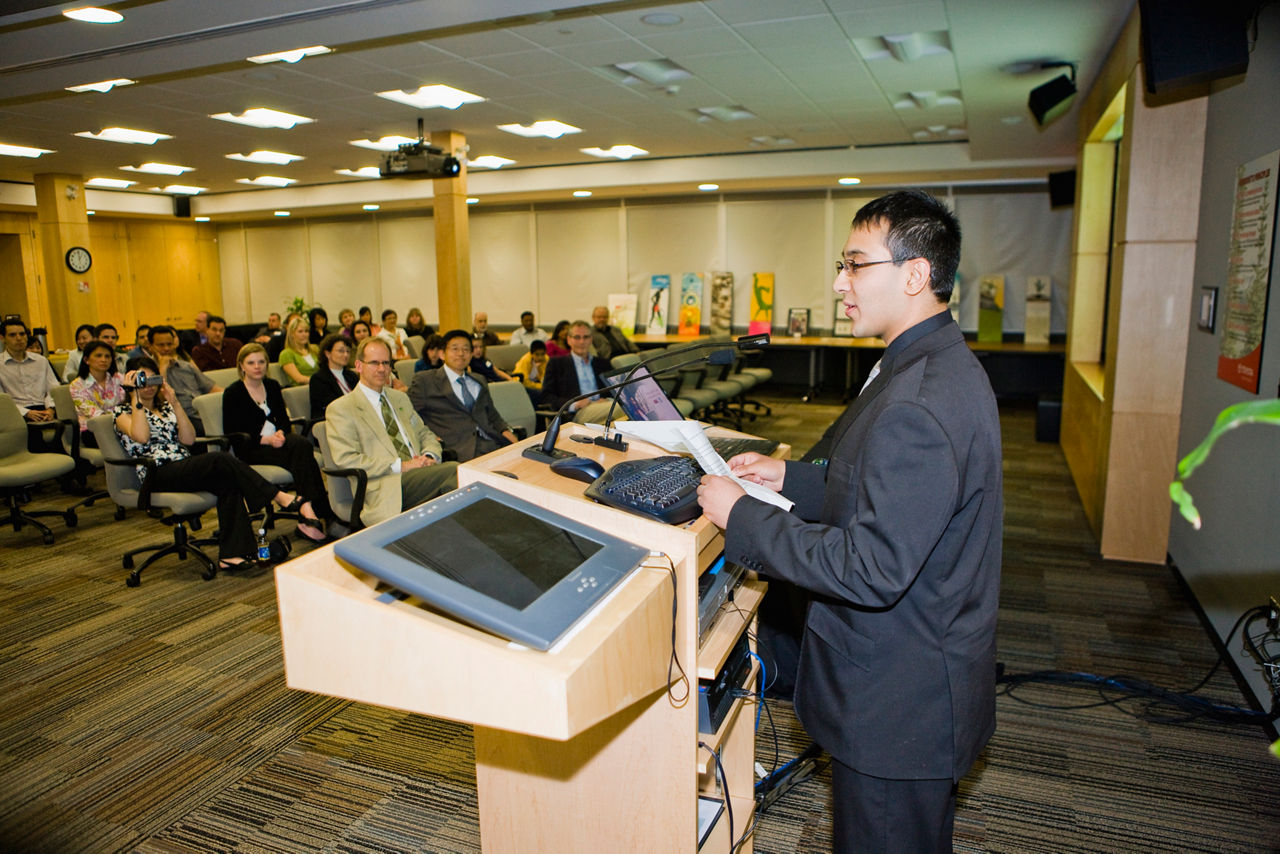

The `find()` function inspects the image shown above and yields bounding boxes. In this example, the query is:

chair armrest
[440,448,458,462]
[320,465,368,532]
[29,418,68,450]
[192,435,231,451]
[58,416,80,459]
[101,454,161,511]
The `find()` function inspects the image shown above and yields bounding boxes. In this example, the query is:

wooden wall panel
[1060,364,1105,534]
[1100,410,1179,562]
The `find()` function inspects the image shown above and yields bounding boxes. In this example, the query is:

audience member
[358,306,377,334]
[279,316,320,386]
[308,307,329,345]
[591,305,639,361]
[469,337,512,383]
[513,339,548,398]
[146,324,219,434]
[128,324,151,360]
[324,338,457,526]
[507,311,549,348]
[60,323,97,382]
[540,320,611,412]
[222,343,329,542]
[94,322,129,372]
[350,319,373,344]
[69,340,125,447]
[191,315,243,372]
[114,356,316,569]
[472,311,500,346]
[546,320,571,357]
[409,330,517,463]
[310,333,357,420]
[403,307,433,339]
[376,309,410,359]
[180,310,210,353]
[1,318,59,426]
[267,311,301,361]
[27,336,45,355]
[254,312,282,344]
[413,333,444,373]
[336,308,355,335]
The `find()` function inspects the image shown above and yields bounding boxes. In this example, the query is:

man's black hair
[148,324,176,342]
[441,328,472,348]
[529,339,546,353]
[381,309,396,321]
[851,189,961,301]
[521,310,534,319]
[423,333,445,351]
[2,317,30,336]
[94,322,117,336]
[206,315,226,327]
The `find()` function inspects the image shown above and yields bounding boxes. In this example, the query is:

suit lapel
[354,387,397,457]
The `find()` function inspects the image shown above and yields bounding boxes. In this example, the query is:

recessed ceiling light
[362,204,380,211]
[572,190,592,198]
[498,120,581,139]
[641,13,682,26]
[76,127,172,145]
[62,7,123,24]
[468,155,515,169]
[247,45,331,64]
[86,177,134,189]
[274,211,291,217]
[466,197,479,205]
[66,78,135,94]
[195,216,210,222]
[349,136,416,152]
[163,185,205,195]
[581,145,648,160]
[335,166,382,178]
[838,177,861,185]
[121,162,192,175]
[86,210,95,215]
[236,176,296,187]
[377,84,485,110]
[0,143,54,158]
[695,106,756,123]
[209,108,313,129]
[698,183,719,191]
[608,59,690,86]
[226,150,303,165]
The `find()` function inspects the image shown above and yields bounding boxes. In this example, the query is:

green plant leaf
[1171,399,1280,529]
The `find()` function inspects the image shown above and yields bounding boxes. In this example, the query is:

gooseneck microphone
[522,333,770,464]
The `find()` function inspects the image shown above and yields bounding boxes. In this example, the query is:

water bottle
[256,527,271,562]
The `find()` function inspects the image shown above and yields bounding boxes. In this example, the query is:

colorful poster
[1218,149,1278,393]
[977,275,1004,343]
[748,272,774,335]
[1025,275,1052,345]
[678,272,703,336]
[647,275,670,333]
[710,272,733,335]
[607,293,638,337]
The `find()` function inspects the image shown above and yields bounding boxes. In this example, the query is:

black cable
[699,742,733,850]
[653,552,689,705]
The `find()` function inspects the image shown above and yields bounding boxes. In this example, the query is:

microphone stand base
[522,446,576,464]
[593,434,628,452]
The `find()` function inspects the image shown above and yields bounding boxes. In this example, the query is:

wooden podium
[276,422,781,852]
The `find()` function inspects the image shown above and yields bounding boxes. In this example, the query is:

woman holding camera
[113,357,317,569]
[223,343,328,541]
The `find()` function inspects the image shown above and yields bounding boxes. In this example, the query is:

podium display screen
[335,482,646,650]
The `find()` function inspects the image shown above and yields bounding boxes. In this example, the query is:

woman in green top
[278,315,320,385]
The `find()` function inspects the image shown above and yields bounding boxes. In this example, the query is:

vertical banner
[608,293,638,337]
[647,274,670,333]
[1217,149,1278,393]
[710,272,733,335]
[977,275,1005,343]
[748,272,774,335]
[1025,275,1052,345]
[678,272,704,336]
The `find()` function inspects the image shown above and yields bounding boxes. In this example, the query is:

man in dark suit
[540,320,612,414]
[408,329,517,463]
[698,190,1002,853]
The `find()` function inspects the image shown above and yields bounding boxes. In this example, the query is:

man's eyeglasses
[363,359,392,368]
[835,258,900,276]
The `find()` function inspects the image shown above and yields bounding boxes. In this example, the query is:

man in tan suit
[325,337,458,526]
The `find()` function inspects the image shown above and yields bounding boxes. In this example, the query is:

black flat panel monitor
[603,365,685,422]
[334,482,647,650]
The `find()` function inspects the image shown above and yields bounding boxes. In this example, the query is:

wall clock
[65,246,92,274]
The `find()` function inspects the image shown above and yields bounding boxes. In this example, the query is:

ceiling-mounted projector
[379,141,461,178]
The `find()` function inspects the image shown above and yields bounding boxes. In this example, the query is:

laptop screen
[602,364,685,421]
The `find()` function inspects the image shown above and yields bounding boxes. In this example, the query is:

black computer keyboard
[585,456,706,525]
[708,436,779,460]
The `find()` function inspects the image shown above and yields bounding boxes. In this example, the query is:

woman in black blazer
[309,332,358,421]
[223,342,330,541]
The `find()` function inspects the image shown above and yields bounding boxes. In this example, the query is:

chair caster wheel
[126,573,140,587]
[202,566,217,581]
[115,506,126,521]
[43,532,54,545]
[64,511,78,528]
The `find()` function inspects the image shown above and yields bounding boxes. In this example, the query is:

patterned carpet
[1,395,1277,853]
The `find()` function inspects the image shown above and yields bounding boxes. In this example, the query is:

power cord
[649,551,689,705]
[699,742,733,851]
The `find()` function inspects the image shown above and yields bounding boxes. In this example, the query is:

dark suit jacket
[724,313,1002,782]
[309,365,357,420]
[540,354,612,411]
[408,368,510,462]
[222,378,292,457]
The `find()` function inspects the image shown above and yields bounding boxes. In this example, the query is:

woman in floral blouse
[69,340,125,447]
[113,356,318,569]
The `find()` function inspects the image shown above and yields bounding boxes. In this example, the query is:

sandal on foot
[296,520,326,543]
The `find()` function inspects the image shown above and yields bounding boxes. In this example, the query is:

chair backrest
[487,380,536,437]
[49,384,77,452]
[267,363,288,386]
[311,421,356,524]
[280,385,311,425]
[610,352,641,371]
[0,394,29,458]
[405,335,425,359]
[87,413,143,508]
[203,367,240,387]
[394,359,417,386]
[192,392,224,437]
[486,343,525,373]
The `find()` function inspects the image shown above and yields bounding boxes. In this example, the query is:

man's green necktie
[379,393,412,461]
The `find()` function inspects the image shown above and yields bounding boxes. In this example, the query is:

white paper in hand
[674,422,793,512]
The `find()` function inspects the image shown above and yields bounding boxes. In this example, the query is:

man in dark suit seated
[408,329,516,463]
[697,190,1003,854]
[540,320,612,417]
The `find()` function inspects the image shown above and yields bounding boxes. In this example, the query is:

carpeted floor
[1,394,1276,853]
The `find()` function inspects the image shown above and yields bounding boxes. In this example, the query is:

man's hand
[697,475,746,529]
[403,454,437,470]
[23,408,54,423]
[726,452,785,492]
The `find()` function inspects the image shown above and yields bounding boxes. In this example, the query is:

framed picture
[832,298,853,336]
[1198,287,1217,332]
[787,308,809,337]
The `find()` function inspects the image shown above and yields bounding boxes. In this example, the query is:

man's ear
[903,256,933,297]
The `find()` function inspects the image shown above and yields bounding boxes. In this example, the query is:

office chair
[0,393,78,544]
[49,384,117,518]
[311,421,368,536]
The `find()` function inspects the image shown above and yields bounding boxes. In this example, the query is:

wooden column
[432,130,471,331]
[34,173,97,349]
